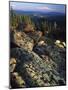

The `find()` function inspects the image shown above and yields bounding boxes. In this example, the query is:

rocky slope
[10,30,66,88]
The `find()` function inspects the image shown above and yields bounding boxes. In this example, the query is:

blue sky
[10,2,65,13]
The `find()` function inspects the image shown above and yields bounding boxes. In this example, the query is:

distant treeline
[10,8,66,42]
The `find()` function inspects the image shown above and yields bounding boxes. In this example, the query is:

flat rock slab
[10,47,65,87]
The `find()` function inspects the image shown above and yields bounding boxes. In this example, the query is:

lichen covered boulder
[10,31,34,51]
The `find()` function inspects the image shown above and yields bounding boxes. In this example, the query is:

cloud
[36,6,53,11]
[10,2,54,12]
[10,4,33,10]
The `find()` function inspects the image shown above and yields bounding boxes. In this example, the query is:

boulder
[10,58,16,73]
[26,31,43,44]
[10,72,26,88]
[55,40,64,48]
[10,31,34,51]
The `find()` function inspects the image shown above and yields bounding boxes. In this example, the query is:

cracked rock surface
[10,30,66,88]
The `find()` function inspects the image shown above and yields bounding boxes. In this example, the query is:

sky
[10,1,66,13]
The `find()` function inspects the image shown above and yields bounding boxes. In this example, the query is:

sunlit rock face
[10,31,34,51]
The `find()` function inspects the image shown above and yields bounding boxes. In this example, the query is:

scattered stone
[10,72,26,88]
[62,42,66,47]
[55,40,61,44]
[10,58,16,72]
[55,40,65,48]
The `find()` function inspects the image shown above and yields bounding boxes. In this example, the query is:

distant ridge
[13,10,65,16]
